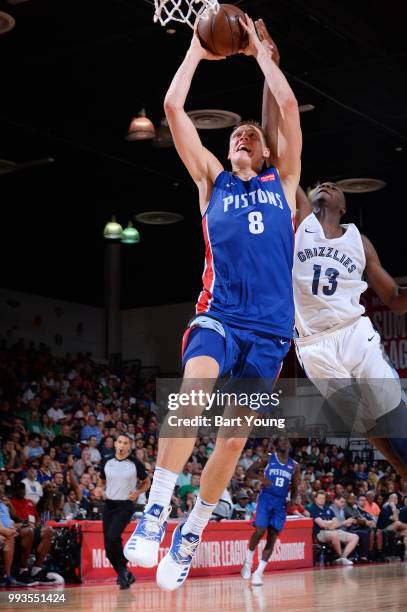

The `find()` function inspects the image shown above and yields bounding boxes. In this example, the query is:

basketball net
[153,0,219,29]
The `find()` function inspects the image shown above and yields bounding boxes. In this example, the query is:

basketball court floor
[5,563,406,611]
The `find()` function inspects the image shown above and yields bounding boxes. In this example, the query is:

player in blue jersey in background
[124,15,302,591]
[241,438,300,585]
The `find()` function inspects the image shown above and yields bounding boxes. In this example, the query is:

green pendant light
[121,221,140,244]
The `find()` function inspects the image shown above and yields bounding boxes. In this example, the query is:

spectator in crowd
[3,439,23,476]
[377,492,407,556]
[100,436,115,462]
[21,466,43,506]
[287,494,310,518]
[81,415,102,443]
[47,401,65,423]
[37,455,53,485]
[0,468,13,498]
[332,494,371,562]
[88,435,101,465]
[38,414,56,440]
[364,490,381,518]
[0,519,17,586]
[1,492,54,585]
[176,462,193,489]
[357,494,384,561]
[74,449,92,479]
[310,490,359,565]
[239,448,255,471]
[48,447,61,473]
[178,474,200,501]
[232,491,255,520]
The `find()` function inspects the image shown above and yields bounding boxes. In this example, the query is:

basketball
[197,4,248,57]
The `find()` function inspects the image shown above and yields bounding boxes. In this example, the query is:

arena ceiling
[1,0,406,308]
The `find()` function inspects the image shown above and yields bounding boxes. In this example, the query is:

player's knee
[220,436,247,456]
[183,356,219,381]
[256,527,267,537]
[351,534,359,544]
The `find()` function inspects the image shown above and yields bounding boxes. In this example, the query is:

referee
[100,433,150,589]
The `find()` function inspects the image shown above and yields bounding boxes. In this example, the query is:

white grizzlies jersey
[294,213,368,337]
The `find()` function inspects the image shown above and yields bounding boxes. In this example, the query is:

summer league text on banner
[154,378,407,439]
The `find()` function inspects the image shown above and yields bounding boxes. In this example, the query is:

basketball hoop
[153,0,219,29]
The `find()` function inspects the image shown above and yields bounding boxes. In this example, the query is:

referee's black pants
[103,499,134,574]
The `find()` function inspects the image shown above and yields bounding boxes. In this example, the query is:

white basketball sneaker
[241,561,252,580]
[124,503,171,567]
[251,570,264,586]
[156,523,200,591]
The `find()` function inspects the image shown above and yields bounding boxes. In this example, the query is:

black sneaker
[126,570,136,587]
[118,568,130,590]
[32,570,56,585]
[17,571,38,586]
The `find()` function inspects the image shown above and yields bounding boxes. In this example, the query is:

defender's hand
[254,19,280,66]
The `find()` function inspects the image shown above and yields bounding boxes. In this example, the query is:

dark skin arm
[290,463,301,501]
[296,184,313,227]
[362,235,407,315]
[246,457,272,487]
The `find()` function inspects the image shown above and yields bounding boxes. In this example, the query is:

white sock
[19,568,28,574]
[257,560,267,574]
[31,566,42,576]
[245,549,255,564]
[145,466,178,511]
[183,495,217,536]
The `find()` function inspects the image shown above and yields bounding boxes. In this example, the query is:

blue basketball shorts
[254,492,287,532]
[181,314,290,381]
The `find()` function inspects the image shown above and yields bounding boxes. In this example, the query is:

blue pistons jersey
[196,167,295,338]
[262,452,295,499]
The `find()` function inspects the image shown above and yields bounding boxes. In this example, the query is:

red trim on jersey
[196,216,215,314]
[181,327,193,359]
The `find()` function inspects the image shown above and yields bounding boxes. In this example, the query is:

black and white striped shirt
[100,456,148,501]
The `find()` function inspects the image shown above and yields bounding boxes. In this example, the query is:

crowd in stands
[0,339,407,584]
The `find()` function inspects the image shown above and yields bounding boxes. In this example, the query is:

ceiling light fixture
[121,221,140,244]
[103,216,123,240]
[126,109,155,141]
[335,178,386,193]
[299,104,315,113]
[187,109,241,129]
[0,11,15,34]
[135,211,184,225]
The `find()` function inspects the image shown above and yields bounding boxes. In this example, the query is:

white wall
[0,289,105,359]
[122,302,195,372]
[0,288,195,371]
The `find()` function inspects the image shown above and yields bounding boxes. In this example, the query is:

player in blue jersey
[124,16,302,591]
[241,438,300,585]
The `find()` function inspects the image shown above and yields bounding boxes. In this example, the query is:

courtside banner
[78,519,313,582]
[362,286,407,377]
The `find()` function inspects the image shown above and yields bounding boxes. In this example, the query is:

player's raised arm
[296,185,313,226]
[256,21,282,168]
[241,15,302,212]
[164,32,224,212]
[361,234,407,315]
